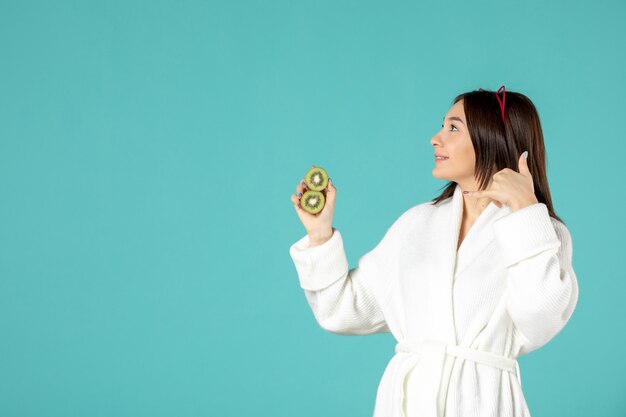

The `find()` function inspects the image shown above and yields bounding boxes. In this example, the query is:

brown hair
[430,88,565,225]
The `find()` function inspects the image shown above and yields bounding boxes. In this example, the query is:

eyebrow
[443,116,465,125]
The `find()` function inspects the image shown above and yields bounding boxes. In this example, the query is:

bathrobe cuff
[492,203,561,268]
[289,228,350,291]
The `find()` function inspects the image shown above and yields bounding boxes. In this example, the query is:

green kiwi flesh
[304,167,329,191]
[301,190,325,214]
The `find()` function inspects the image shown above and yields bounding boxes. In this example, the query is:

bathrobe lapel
[405,184,510,416]
[416,184,512,345]
[429,183,503,345]
[453,184,511,279]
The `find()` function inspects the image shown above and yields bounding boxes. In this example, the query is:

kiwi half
[304,166,329,192]
[301,190,325,214]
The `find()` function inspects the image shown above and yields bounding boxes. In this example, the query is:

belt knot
[393,339,522,417]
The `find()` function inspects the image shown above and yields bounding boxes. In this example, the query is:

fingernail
[297,203,301,208]
[301,181,305,186]
[522,151,528,159]
[463,191,469,194]
[298,192,302,198]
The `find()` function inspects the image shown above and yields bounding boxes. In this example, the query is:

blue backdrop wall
[1,1,623,416]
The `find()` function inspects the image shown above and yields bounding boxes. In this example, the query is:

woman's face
[430,100,477,184]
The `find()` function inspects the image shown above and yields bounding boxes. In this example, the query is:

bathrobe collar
[434,183,512,344]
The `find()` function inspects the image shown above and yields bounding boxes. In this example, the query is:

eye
[449,124,458,132]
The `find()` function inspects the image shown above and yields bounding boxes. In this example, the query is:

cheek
[461,139,476,165]
[453,143,476,173]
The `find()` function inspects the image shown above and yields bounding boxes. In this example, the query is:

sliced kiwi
[304,166,329,191]
[300,190,325,214]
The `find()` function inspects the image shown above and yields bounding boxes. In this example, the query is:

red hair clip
[478,86,507,125]
[495,85,506,125]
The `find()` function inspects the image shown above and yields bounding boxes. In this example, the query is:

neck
[458,180,494,220]
[462,195,492,220]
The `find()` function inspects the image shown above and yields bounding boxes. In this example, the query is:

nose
[430,133,442,148]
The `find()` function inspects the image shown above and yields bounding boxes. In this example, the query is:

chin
[431,169,449,181]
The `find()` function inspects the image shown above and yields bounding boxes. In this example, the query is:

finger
[326,177,334,191]
[291,194,303,211]
[325,178,335,194]
[463,189,495,199]
[297,179,307,195]
[323,179,336,209]
[465,189,507,207]
[518,151,531,177]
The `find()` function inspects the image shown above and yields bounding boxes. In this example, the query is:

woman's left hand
[464,152,539,212]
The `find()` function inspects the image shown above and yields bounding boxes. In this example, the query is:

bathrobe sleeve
[492,202,579,354]
[289,209,414,336]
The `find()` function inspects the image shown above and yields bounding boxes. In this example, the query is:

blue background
[1,0,623,416]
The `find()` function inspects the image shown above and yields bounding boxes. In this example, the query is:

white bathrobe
[289,183,579,417]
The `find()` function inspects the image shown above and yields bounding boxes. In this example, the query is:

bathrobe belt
[394,340,521,417]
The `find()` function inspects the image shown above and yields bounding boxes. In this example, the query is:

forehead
[446,100,465,117]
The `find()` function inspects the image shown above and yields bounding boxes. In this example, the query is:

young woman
[288,86,579,417]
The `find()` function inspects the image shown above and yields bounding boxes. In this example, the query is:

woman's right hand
[290,165,336,245]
